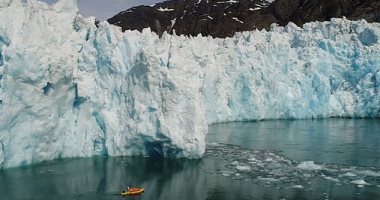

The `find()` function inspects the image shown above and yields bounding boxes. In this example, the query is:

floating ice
[258,177,279,182]
[297,161,322,171]
[342,172,357,177]
[323,176,340,182]
[290,185,304,189]
[351,180,370,185]
[0,0,380,168]
[206,143,380,189]
[356,170,380,177]
[207,142,220,146]
[236,164,251,172]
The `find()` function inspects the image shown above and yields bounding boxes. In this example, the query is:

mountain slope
[108,0,380,38]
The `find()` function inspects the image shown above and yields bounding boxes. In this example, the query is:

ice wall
[202,22,380,123]
[0,0,207,168]
[0,0,379,168]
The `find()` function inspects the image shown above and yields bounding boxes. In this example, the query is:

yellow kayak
[121,188,145,196]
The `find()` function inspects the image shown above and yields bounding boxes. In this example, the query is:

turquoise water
[0,119,379,200]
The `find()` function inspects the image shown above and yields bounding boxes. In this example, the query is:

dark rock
[107,0,380,38]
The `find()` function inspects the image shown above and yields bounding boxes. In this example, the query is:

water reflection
[0,157,206,200]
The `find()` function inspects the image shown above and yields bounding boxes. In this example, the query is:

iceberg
[0,0,379,168]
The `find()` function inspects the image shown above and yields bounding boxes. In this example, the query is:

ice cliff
[0,0,379,168]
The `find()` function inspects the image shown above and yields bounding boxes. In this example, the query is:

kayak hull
[121,188,145,196]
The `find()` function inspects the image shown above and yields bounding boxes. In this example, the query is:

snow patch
[171,18,177,28]
[232,17,244,24]
[157,7,174,12]
[216,0,237,3]
[249,8,261,11]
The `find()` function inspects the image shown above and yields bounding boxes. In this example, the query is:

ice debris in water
[236,164,252,172]
[351,180,369,185]
[356,170,380,177]
[297,161,322,171]
[206,143,380,189]
[290,185,304,189]
[322,175,340,183]
[342,172,357,177]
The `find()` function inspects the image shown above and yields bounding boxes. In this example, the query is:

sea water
[0,119,379,200]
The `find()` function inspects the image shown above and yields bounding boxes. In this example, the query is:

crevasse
[0,0,379,168]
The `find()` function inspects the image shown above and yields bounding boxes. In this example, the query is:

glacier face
[203,22,380,123]
[0,0,379,168]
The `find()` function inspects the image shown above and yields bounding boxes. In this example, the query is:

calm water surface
[0,119,379,200]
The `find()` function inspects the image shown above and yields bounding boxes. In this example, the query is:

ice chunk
[207,142,220,146]
[324,176,340,182]
[297,161,322,171]
[221,170,234,177]
[258,177,279,182]
[358,28,378,46]
[356,170,380,177]
[351,180,369,185]
[236,164,251,172]
[290,185,304,189]
[231,161,239,165]
[342,172,357,177]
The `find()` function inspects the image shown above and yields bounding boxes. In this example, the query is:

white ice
[351,179,370,185]
[297,161,322,171]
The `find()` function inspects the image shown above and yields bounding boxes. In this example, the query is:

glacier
[0,0,379,168]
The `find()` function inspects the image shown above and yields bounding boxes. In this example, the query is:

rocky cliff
[108,0,380,38]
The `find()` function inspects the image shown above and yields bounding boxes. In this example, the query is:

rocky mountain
[107,0,380,38]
